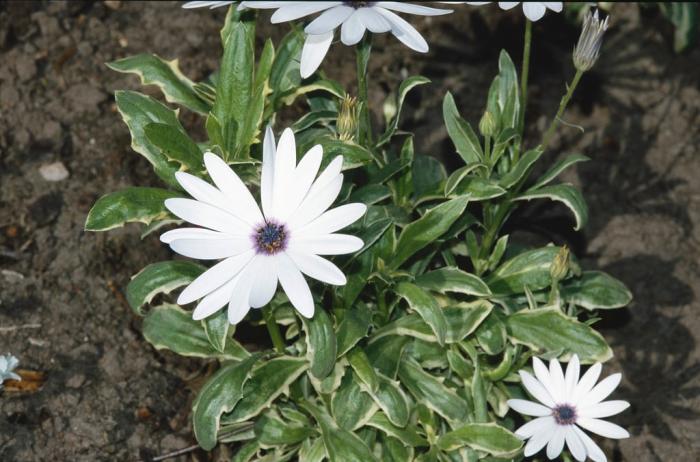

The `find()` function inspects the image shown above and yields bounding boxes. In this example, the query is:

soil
[1,2,699,461]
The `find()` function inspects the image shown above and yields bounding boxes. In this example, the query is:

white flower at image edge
[161,127,366,324]
[466,2,562,22]
[508,356,629,462]
[0,354,21,388]
[241,2,453,78]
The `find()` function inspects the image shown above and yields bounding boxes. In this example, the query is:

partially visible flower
[242,2,453,78]
[337,94,359,142]
[550,245,570,282]
[573,9,609,72]
[162,127,366,324]
[182,1,237,9]
[466,2,563,22]
[508,355,629,462]
[0,354,21,389]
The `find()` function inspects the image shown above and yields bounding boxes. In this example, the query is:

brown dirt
[1,2,699,461]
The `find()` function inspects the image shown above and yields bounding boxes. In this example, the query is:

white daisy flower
[241,1,453,78]
[0,354,21,388]
[466,2,563,22]
[182,1,237,9]
[161,127,366,324]
[507,355,630,462]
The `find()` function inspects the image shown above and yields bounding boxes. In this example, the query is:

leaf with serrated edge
[85,187,180,232]
[126,260,204,315]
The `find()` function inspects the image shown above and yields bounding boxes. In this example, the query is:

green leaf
[660,2,700,53]
[531,153,589,190]
[398,359,470,423]
[224,357,309,423]
[438,423,522,456]
[192,354,260,450]
[561,271,633,310]
[302,400,378,461]
[516,184,589,231]
[498,147,543,189]
[269,29,304,109]
[303,309,337,380]
[126,260,205,315]
[450,177,506,201]
[413,155,446,198]
[237,38,274,158]
[331,372,378,431]
[85,187,179,232]
[390,196,469,269]
[395,282,448,346]
[506,306,613,361]
[298,438,327,462]
[255,411,314,446]
[347,348,380,393]
[349,184,391,205]
[415,267,492,297]
[143,304,249,360]
[203,310,231,354]
[377,75,430,146]
[486,246,562,295]
[443,92,483,164]
[487,234,509,271]
[114,90,183,186]
[444,163,488,196]
[366,412,427,448]
[144,123,203,172]
[366,336,409,379]
[475,312,507,355]
[336,304,372,357]
[107,54,210,114]
[320,139,373,170]
[367,374,411,428]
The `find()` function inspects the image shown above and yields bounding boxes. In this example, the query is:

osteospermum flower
[242,1,453,78]
[466,2,563,22]
[0,354,20,389]
[182,1,237,9]
[508,356,629,462]
[161,127,366,324]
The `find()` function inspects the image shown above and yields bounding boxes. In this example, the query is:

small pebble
[66,374,86,389]
[39,161,69,182]
[1,269,25,283]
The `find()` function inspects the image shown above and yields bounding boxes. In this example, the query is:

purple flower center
[552,404,577,425]
[344,1,372,8]
[254,221,288,255]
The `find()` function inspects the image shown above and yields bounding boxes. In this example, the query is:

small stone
[104,0,121,10]
[15,54,37,82]
[66,374,85,389]
[1,269,25,283]
[39,162,69,182]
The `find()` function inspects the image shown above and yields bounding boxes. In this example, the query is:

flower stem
[518,19,532,140]
[356,35,373,148]
[541,69,584,151]
[262,307,285,353]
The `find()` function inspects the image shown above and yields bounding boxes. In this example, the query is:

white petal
[519,370,556,408]
[375,7,429,52]
[572,363,602,403]
[374,2,453,16]
[523,417,557,457]
[175,172,233,215]
[514,416,555,439]
[287,155,344,228]
[261,125,276,218]
[497,1,520,10]
[192,274,240,320]
[286,250,346,285]
[290,234,363,255]
[565,427,587,462]
[548,358,567,403]
[204,152,264,226]
[546,426,566,460]
[277,252,315,317]
[278,145,323,221]
[165,198,251,235]
[178,250,255,304]
[340,11,366,46]
[228,266,256,324]
[507,399,552,417]
[533,357,560,405]
[297,203,367,236]
[270,128,298,219]
[573,425,607,462]
[579,373,622,407]
[305,5,354,35]
[182,1,235,9]
[522,2,546,21]
[270,2,341,23]
[543,2,563,13]
[355,7,392,33]
[465,2,492,5]
[576,418,630,439]
[169,237,252,260]
[249,257,278,308]
[160,228,233,244]
[310,155,344,192]
[300,31,334,78]
[240,1,289,9]
[565,354,580,401]
[579,400,630,419]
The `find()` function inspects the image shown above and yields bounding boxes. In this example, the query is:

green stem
[518,20,532,145]
[262,307,285,353]
[356,35,373,147]
[541,69,584,150]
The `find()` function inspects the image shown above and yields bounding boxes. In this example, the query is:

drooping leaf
[415,267,491,297]
[561,271,633,310]
[125,260,204,315]
[438,423,522,456]
[85,187,180,232]
[516,184,589,231]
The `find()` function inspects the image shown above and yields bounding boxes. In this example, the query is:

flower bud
[550,246,570,282]
[479,110,496,138]
[573,9,610,72]
[338,94,359,142]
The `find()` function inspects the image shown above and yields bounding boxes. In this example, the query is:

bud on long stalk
[573,9,610,72]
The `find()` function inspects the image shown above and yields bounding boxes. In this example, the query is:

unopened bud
[338,94,359,142]
[550,246,570,282]
[573,9,609,72]
[479,111,497,137]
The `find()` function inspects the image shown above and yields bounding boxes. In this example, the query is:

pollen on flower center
[552,404,577,425]
[254,221,288,255]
